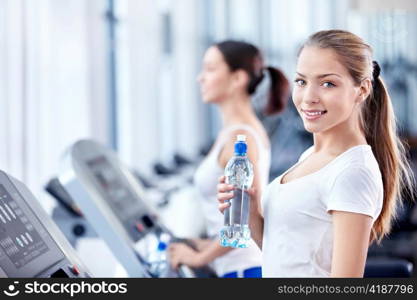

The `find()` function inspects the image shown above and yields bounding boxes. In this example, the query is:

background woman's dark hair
[215,40,290,115]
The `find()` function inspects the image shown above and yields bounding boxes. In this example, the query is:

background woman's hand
[168,243,205,269]
[190,238,212,252]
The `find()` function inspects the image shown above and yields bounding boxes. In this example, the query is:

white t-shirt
[194,124,270,277]
[261,145,383,277]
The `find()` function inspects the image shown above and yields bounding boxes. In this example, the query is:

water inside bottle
[220,188,251,248]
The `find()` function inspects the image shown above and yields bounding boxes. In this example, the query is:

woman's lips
[301,109,327,121]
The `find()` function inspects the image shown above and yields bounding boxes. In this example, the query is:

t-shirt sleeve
[326,166,382,219]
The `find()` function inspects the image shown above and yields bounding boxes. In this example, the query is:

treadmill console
[0,171,90,278]
[87,156,155,241]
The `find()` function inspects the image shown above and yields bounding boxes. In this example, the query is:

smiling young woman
[217,30,415,277]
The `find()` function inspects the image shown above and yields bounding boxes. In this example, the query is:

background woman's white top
[194,124,270,277]
[262,145,383,277]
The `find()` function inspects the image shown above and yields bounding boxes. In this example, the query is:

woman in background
[168,40,289,278]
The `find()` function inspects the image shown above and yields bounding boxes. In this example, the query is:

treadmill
[58,139,210,277]
[0,170,90,278]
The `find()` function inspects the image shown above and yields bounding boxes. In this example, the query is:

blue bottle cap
[234,141,247,156]
[234,135,247,156]
[157,241,167,251]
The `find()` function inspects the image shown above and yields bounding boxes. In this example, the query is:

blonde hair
[300,30,415,243]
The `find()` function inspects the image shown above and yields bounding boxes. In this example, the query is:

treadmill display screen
[87,156,138,219]
[0,185,49,269]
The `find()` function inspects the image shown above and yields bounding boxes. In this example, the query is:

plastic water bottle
[148,241,168,277]
[220,135,254,248]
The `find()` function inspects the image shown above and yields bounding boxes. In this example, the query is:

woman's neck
[313,115,367,156]
[218,93,257,127]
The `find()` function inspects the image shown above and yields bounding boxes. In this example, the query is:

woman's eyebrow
[296,72,342,79]
[317,73,341,79]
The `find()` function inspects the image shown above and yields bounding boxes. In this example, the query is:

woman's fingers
[217,187,232,213]
[218,202,230,213]
[216,177,259,214]
[168,244,179,269]
[170,256,179,269]
[217,176,234,193]
[218,192,234,203]
[217,174,233,212]
[247,187,257,197]
[217,183,234,193]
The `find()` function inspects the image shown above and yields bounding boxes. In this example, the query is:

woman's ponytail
[361,75,415,243]
[215,40,289,116]
[264,66,290,115]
